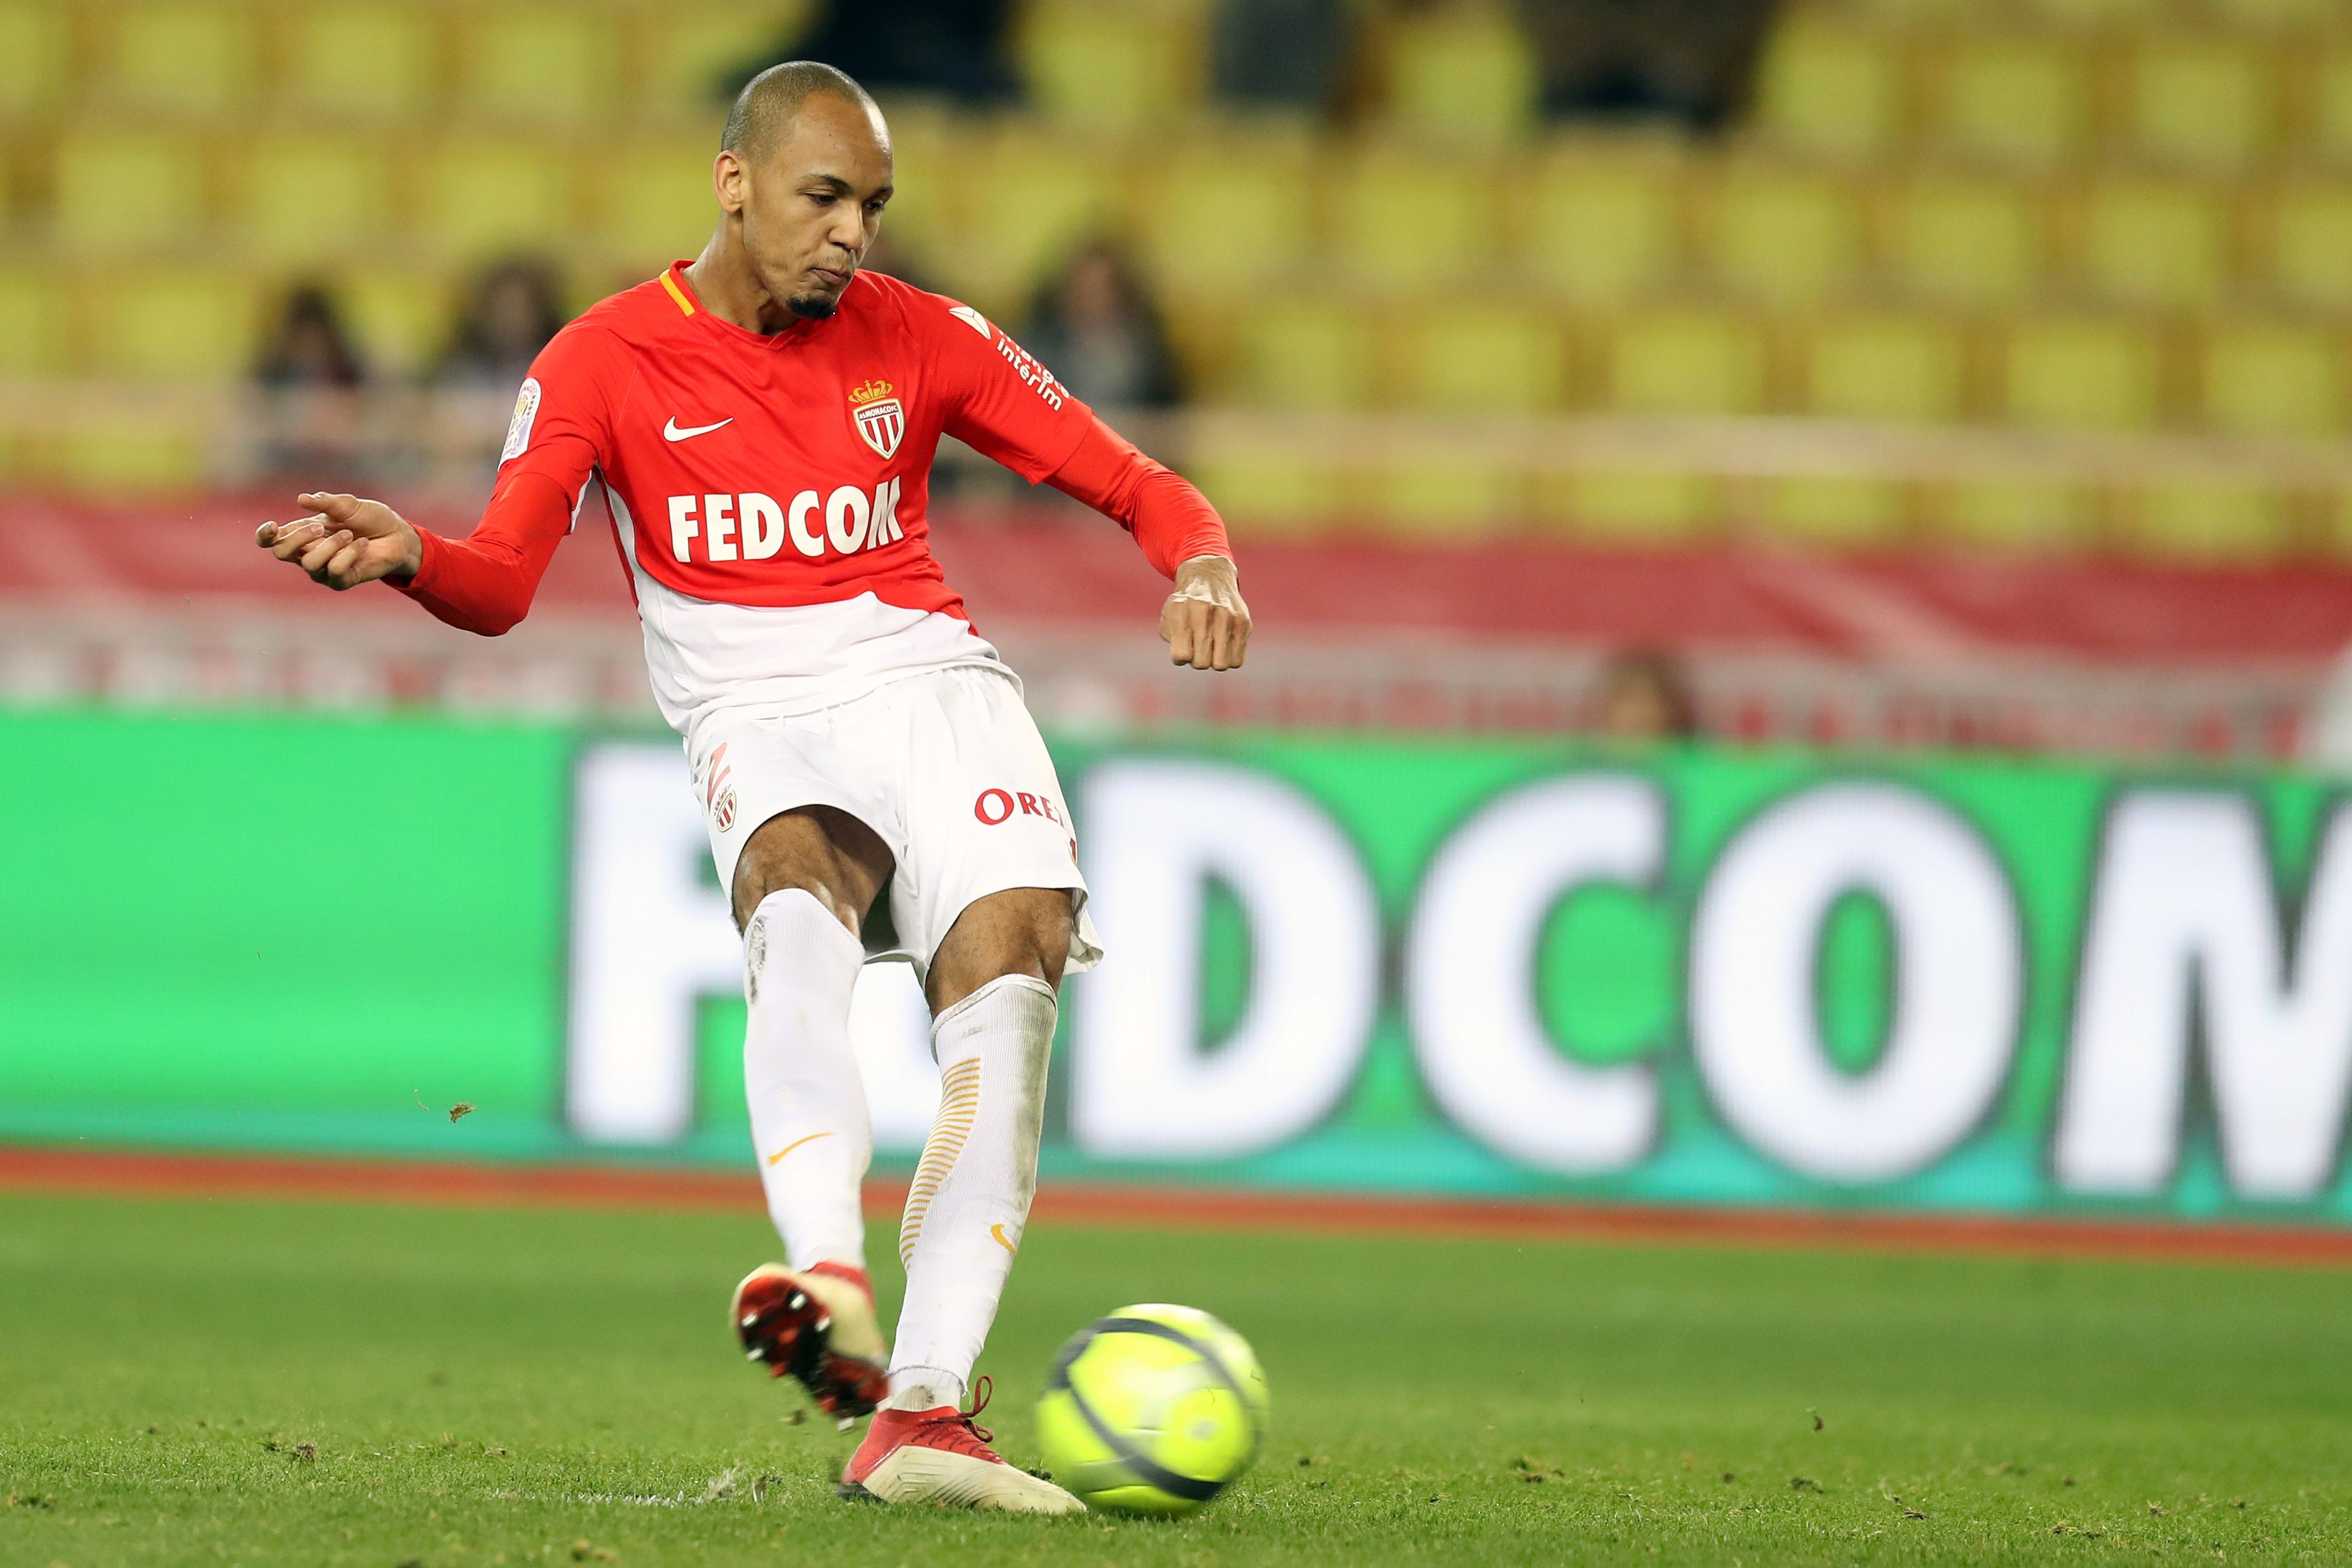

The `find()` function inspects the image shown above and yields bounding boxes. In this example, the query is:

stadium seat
[457,8,617,126]
[2317,48,2352,167]
[51,128,208,253]
[1748,19,1905,161]
[2002,317,2162,431]
[1019,0,1194,137]
[1232,299,1375,409]
[2078,181,2229,310]
[948,127,1119,308]
[2267,185,2352,313]
[2200,321,2346,438]
[1550,467,1717,543]
[1520,151,1683,306]
[1374,457,1523,539]
[342,271,451,379]
[1189,452,1342,536]
[1133,142,1315,301]
[1804,315,1966,422]
[637,4,808,124]
[0,269,69,377]
[1884,175,2044,306]
[1761,476,1908,549]
[1605,311,1769,416]
[0,2,71,119]
[1936,476,2093,553]
[1930,37,2088,168]
[280,3,438,121]
[2125,38,2271,173]
[95,2,253,118]
[233,135,395,265]
[1396,304,1564,413]
[51,411,208,496]
[418,137,578,262]
[2210,0,2339,25]
[85,271,257,382]
[1705,166,1864,306]
[595,137,723,271]
[1382,5,1540,147]
[2130,480,2291,564]
[1333,148,1499,294]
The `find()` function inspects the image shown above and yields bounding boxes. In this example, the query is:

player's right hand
[253,492,424,591]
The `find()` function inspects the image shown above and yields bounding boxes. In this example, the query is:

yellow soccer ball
[1034,1302,1270,1515]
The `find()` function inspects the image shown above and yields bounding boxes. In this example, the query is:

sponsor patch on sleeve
[947,304,992,339]
[501,377,542,462]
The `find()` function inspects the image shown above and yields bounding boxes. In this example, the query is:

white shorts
[687,666,1102,980]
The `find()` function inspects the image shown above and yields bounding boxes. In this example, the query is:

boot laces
[921,1373,996,1456]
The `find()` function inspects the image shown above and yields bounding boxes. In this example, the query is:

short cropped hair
[720,60,880,157]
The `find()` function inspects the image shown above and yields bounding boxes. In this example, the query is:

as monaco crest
[849,379,904,461]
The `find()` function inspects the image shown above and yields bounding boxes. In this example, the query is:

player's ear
[713,149,747,217]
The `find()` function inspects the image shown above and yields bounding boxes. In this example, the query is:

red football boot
[729,1262,889,1422]
[838,1376,1084,1512]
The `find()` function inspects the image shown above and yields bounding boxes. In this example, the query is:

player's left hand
[1161,555,1251,672]
[253,492,423,592]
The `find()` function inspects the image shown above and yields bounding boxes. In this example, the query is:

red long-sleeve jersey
[395,263,1230,732]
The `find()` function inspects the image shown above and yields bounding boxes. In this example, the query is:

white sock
[742,889,872,1274]
[885,973,1056,1410]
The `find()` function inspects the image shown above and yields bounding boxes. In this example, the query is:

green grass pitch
[4,1188,2351,1565]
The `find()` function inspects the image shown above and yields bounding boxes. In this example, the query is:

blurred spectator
[1513,0,1779,132]
[249,283,368,484]
[434,259,567,393]
[1022,240,1183,417]
[1211,0,1359,116]
[1594,649,1700,740]
[726,0,1018,106]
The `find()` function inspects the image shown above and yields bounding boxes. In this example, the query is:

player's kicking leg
[837,887,1083,1513]
[728,808,895,1420]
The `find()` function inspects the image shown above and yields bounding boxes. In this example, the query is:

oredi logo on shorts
[666,481,905,565]
[975,787,1065,827]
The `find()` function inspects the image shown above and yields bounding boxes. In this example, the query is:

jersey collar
[663,260,835,351]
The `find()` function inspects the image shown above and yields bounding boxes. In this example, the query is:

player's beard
[784,291,839,320]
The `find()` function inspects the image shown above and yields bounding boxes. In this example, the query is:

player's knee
[931,889,1074,1010]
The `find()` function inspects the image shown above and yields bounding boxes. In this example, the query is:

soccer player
[252,61,1249,1514]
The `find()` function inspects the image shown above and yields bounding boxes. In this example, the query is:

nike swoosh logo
[765,1131,833,1166]
[664,417,733,442]
[990,1223,1017,1255]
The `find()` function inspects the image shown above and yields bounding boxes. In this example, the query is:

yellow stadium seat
[1334,149,1497,294]
[419,138,578,262]
[1233,299,1375,409]
[0,269,69,377]
[53,414,208,496]
[950,128,1119,306]
[1607,312,1768,416]
[637,4,809,122]
[1805,316,1966,422]
[2317,50,2352,167]
[1520,155,1681,306]
[1135,146,1315,300]
[1749,20,1905,161]
[2201,322,2346,437]
[2211,0,2339,25]
[2269,186,2352,313]
[0,2,72,118]
[2126,39,2271,173]
[2023,0,2162,29]
[1384,6,1539,147]
[457,7,618,126]
[1373,458,1522,539]
[1186,450,1343,535]
[281,4,438,121]
[1885,175,2044,306]
[1937,477,2092,553]
[1761,477,1907,549]
[2079,181,2229,310]
[1550,467,1717,543]
[596,138,721,269]
[1931,37,2088,168]
[2003,318,2161,431]
[344,271,450,379]
[52,128,207,253]
[233,136,395,265]
[86,271,257,381]
[1707,168,1863,306]
[2130,480,2290,564]
[1398,304,1562,413]
[97,3,253,118]
[1020,1,1193,137]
